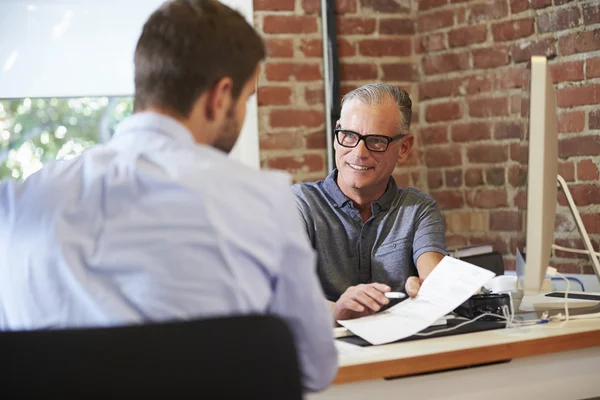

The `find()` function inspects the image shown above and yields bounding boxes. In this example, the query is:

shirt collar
[323,169,398,211]
[113,111,196,146]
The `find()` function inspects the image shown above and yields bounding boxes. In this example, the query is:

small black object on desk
[454,293,511,321]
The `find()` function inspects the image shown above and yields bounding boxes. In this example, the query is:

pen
[384,292,406,299]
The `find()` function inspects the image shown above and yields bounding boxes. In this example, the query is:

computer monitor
[517,56,600,297]
[516,56,558,296]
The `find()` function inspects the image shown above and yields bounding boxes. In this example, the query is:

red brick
[508,165,522,187]
[257,86,292,106]
[306,131,326,149]
[337,17,376,35]
[456,7,466,24]
[302,0,357,13]
[467,144,509,163]
[578,160,600,181]
[558,29,600,56]
[425,102,463,122]
[557,111,585,133]
[420,126,448,145]
[382,63,418,81]
[419,79,456,100]
[425,148,462,167]
[254,0,295,11]
[448,25,487,48]
[564,185,600,206]
[581,214,600,233]
[556,84,600,108]
[467,189,508,208]
[558,161,575,182]
[431,191,464,210]
[358,38,412,57]
[550,60,584,83]
[486,168,506,186]
[379,18,415,35]
[360,0,411,13]
[419,0,448,10]
[510,38,556,62]
[265,39,294,58]
[583,2,600,25]
[514,190,527,209]
[446,235,469,248]
[495,67,524,90]
[465,168,484,187]
[490,212,522,232]
[265,63,321,81]
[301,39,354,58]
[471,236,509,255]
[510,0,530,13]
[428,170,444,189]
[417,33,446,53]
[417,10,455,33]
[591,110,600,129]
[492,18,534,42]
[537,6,581,34]
[468,97,509,118]
[260,132,303,150]
[555,0,576,4]
[463,75,494,95]
[494,121,523,139]
[393,172,410,188]
[511,94,522,115]
[305,87,324,105]
[263,15,318,34]
[340,63,378,81]
[267,154,324,173]
[553,239,593,260]
[531,0,551,9]
[559,135,600,158]
[270,110,324,128]
[445,169,463,187]
[468,0,508,24]
[451,122,492,142]
[586,57,600,79]
[423,53,470,75]
[472,47,510,69]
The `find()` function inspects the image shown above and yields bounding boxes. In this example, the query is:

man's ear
[205,77,233,121]
[396,134,414,164]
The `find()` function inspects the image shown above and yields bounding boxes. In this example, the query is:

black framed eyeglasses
[334,129,406,152]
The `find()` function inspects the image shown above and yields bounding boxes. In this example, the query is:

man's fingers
[405,277,422,298]
[353,291,382,312]
[363,286,390,306]
[368,283,391,293]
[342,298,365,313]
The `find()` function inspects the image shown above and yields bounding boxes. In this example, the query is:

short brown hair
[341,84,412,133]
[134,0,265,117]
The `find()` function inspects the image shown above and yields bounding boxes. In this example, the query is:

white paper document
[337,256,496,345]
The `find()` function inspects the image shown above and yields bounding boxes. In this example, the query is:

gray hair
[340,83,412,133]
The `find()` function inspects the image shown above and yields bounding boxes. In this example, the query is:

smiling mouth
[347,162,372,171]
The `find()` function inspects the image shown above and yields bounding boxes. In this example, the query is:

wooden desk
[308,318,600,400]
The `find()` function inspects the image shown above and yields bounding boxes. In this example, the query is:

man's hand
[405,276,423,298]
[334,283,391,321]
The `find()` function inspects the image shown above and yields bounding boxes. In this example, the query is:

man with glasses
[292,84,447,321]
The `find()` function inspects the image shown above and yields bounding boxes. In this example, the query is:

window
[0,97,132,180]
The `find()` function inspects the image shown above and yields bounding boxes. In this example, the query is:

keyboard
[545,292,600,301]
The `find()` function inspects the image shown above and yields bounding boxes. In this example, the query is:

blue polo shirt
[292,169,447,301]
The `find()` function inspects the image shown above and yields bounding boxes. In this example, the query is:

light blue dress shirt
[0,112,338,392]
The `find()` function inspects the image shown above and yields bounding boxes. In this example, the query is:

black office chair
[0,315,303,399]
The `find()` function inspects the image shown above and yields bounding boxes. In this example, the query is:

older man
[293,83,447,321]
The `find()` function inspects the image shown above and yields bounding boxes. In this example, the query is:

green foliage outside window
[0,96,133,180]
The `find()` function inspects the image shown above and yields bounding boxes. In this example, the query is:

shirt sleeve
[290,184,315,247]
[412,196,448,265]
[268,183,338,393]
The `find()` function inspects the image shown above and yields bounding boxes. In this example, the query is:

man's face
[335,99,405,193]
[212,66,259,153]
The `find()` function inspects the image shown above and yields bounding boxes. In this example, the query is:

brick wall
[253,0,423,187]
[417,0,600,274]
[253,0,600,274]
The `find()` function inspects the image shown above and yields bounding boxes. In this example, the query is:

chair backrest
[0,314,303,399]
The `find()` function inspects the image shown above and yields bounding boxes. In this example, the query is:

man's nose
[351,140,370,158]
